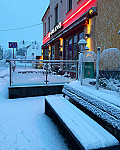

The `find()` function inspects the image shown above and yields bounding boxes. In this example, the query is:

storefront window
[69,38,72,60]
[51,46,54,60]
[65,40,68,69]
[73,35,78,60]
[43,48,49,60]
[65,40,68,60]
[79,32,84,40]
[79,32,84,52]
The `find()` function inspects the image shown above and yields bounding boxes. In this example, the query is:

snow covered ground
[0,62,68,150]
[11,67,75,86]
[0,60,119,150]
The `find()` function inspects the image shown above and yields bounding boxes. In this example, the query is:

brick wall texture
[94,0,120,53]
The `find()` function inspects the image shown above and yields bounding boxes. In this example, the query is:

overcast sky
[0,0,50,50]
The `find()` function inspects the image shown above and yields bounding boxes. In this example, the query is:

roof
[42,4,50,22]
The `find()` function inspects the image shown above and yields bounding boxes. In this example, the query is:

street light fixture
[85,46,89,51]
[78,38,87,85]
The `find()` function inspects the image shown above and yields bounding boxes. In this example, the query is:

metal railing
[9,59,78,86]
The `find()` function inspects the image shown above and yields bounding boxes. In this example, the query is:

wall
[95,0,120,53]
[44,0,97,36]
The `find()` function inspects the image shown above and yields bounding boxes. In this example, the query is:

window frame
[69,0,72,11]
[55,4,58,25]
[44,22,46,36]
[77,0,81,4]
[48,17,50,32]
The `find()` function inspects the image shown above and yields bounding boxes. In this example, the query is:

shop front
[42,0,97,78]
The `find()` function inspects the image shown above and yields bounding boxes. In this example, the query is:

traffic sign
[9,42,17,48]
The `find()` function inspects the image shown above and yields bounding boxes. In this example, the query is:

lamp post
[78,38,87,85]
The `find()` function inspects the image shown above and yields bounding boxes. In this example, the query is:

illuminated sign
[48,22,62,37]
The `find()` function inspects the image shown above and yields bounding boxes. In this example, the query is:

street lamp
[85,46,89,51]
[78,38,87,85]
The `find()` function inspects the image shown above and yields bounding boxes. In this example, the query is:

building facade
[41,0,120,64]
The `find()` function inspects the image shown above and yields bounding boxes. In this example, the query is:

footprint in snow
[21,130,30,143]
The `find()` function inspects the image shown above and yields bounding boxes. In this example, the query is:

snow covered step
[45,95,120,150]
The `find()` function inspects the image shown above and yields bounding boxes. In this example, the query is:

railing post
[10,61,11,86]
[76,61,78,80]
[79,52,83,85]
[44,62,49,84]
[78,52,80,81]
[96,47,100,90]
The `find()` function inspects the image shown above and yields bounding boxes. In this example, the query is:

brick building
[41,0,120,63]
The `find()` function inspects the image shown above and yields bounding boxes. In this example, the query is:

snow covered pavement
[0,65,68,150]
[0,96,68,150]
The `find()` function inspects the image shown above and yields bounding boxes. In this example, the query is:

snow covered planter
[99,78,120,94]
[62,82,120,142]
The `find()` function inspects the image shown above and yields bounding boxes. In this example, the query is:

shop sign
[48,22,62,37]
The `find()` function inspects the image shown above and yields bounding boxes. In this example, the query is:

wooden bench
[45,95,120,150]
[62,84,120,142]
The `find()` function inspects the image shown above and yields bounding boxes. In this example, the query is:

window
[44,22,46,36]
[51,46,54,60]
[48,17,50,32]
[73,35,78,60]
[77,0,81,3]
[79,32,84,40]
[55,4,58,25]
[79,32,84,52]
[68,0,72,12]
[69,38,72,60]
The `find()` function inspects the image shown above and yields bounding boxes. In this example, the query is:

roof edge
[42,4,50,22]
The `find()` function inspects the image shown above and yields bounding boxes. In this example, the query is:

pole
[44,62,49,84]
[13,48,14,59]
[25,56,26,68]
[80,52,83,85]
[76,61,78,80]
[10,61,11,86]
[96,47,100,90]
[78,52,80,81]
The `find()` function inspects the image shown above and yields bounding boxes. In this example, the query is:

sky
[0,0,50,50]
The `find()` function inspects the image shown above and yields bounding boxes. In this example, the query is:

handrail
[9,59,78,86]
[9,59,78,63]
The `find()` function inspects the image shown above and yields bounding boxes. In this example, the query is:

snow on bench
[45,95,119,150]
[62,84,120,131]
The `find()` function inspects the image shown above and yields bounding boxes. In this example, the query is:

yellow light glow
[41,49,43,60]
[48,45,51,58]
[89,9,93,15]
[60,38,63,52]
[86,19,91,51]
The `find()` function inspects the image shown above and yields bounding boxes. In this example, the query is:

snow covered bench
[62,83,120,141]
[45,95,120,150]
